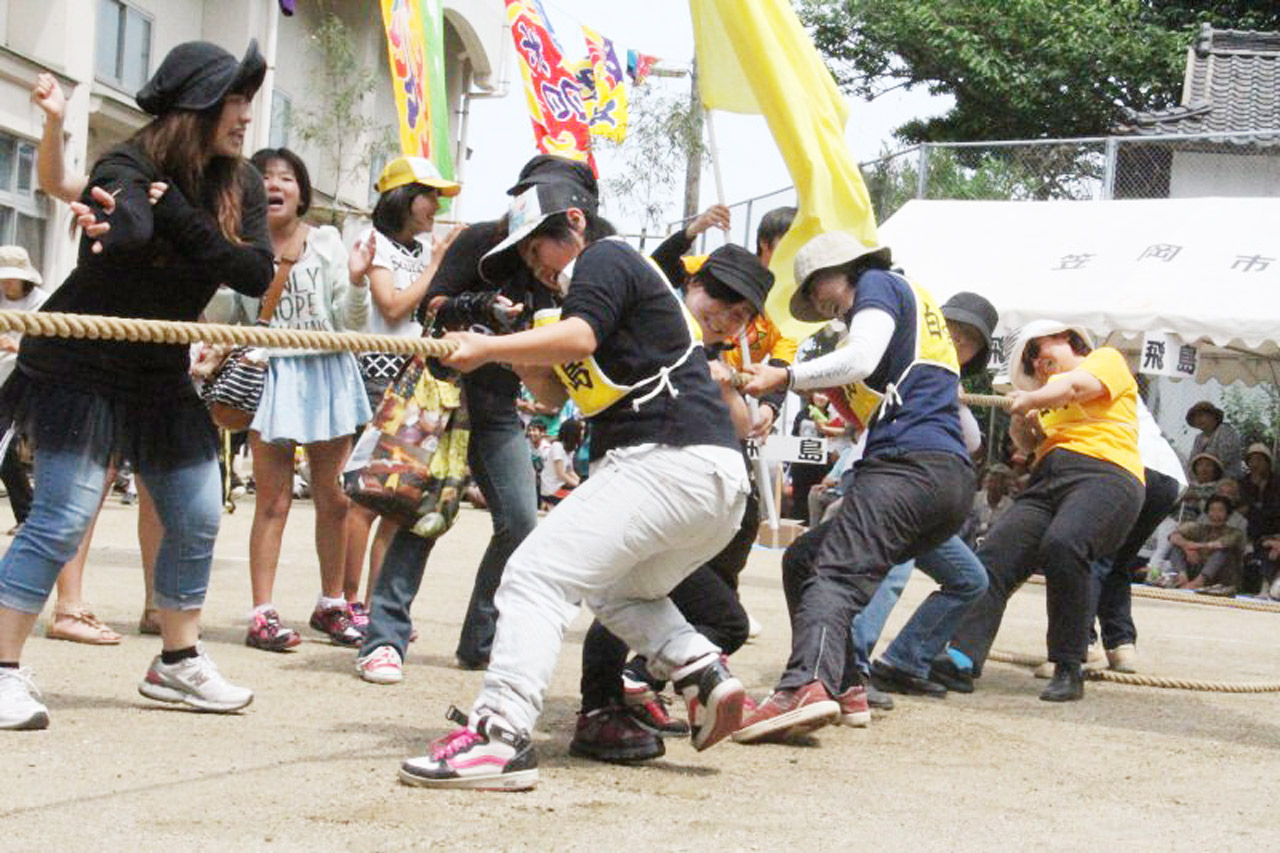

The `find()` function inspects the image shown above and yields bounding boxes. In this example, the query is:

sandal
[138,608,161,636]
[47,605,123,645]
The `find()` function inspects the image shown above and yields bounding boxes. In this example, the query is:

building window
[269,90,292,149]
[0,133,47,271]
[96,0,153,94]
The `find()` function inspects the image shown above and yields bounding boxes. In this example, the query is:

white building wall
[0,0,500,288]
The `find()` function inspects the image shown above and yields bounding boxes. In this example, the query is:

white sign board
[746,435,827,464]
[1138,332,1199,379]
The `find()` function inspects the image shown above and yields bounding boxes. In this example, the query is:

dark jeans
[951,450,1144,674]
[359,527,437,657]
[778,451,974,694]
[0,437,31,525]
[454,395,539,666]
[1090,468,1181,649]
[579,564,749,711]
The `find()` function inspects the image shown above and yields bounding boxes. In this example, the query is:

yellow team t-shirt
[719,314,798,369]
[1036,347,1144,482]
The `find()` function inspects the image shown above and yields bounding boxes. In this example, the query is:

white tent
[877,198,1280,386]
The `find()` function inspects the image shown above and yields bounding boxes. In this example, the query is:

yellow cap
[375,156,461,197]
[681,254,709,275]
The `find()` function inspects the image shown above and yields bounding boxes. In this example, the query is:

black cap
[136,40,267,117]
[508,154,598,198]
[699,244,773,316]
[940,291,998,376]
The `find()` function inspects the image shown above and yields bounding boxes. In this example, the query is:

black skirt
[0,367,218,470]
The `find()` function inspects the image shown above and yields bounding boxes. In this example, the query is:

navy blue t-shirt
[848,270,968,460]
[561,239,739,460]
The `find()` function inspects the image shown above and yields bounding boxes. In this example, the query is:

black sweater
[19,142,272,400]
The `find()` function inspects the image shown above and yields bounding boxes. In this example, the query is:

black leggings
[951,450,1144,672]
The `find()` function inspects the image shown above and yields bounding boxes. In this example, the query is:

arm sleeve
[150,166,273,297]
[959,403,983,455]
[82,154,157,254]
[649,229,695,288]
[1080,347,1135,402]
[790,308,896,391]
[326,229,369,332]
[561,243,632,345]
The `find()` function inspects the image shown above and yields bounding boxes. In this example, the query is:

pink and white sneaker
[356,645,404,685]
[399,707,538,791]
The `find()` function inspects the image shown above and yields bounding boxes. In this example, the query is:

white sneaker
[1270,577,1280,600]
[138,649,253,712]
[0,667,49,730]
[746,613,762,640]
[357,645,404,684]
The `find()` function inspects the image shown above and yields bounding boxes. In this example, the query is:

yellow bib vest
[835,278,960,432]
[532,248,704,418]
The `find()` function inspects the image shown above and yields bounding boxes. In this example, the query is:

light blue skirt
[252,352,372,444]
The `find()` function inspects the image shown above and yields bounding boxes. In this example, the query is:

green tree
[600,81,706,234]
[291,12,396,225]
[799,0,1280,143]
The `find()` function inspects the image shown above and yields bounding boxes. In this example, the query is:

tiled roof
[1118,24,1280,145]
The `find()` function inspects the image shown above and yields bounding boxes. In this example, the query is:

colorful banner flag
[505,0,595,168]
[380,0,454,183]
[583,26,628,143]
[626,49,660,86]
[690,0,877,339]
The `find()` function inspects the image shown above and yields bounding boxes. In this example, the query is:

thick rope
[986,649,1280,693]
[0,310,459,357]
[960,391,1012,410]
[1020,573,1280,614]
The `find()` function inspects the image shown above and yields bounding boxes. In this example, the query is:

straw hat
[789,232,892,323]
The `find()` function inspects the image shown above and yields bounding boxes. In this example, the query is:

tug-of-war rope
[0,310,461,358]
[3,312,1274,690]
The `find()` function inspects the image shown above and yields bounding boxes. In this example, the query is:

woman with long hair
[0,41,274,730]
[238,147,371,651]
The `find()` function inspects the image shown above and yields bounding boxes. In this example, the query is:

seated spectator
[807,442,859,528]
[967,463,1014,547]
[1178,452,1224,521]
[1165,495,1247,593]
[1238,442,1280,544]
[538,419,581,509]
[1258,535,1280,599]
[1186,401,1243,479]
[1211,478,1249,533]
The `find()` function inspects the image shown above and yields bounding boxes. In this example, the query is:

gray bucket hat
[789,232,892,323]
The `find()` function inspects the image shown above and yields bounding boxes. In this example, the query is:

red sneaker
[732,680,840,744]
[835,684,871,728]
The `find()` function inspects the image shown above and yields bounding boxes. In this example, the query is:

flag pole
[705,107,780,533]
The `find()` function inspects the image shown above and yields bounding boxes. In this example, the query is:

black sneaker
[929,655,975,694]
[871,659,947,698]
[569,705,665,763]
[671,653,745,751]
[399,707,539,790]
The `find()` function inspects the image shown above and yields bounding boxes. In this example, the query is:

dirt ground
[1,495,1278,851]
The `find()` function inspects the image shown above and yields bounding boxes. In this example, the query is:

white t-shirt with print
[361,227,429,339]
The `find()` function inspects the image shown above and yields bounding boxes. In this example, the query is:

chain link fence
[668,129,1280,244]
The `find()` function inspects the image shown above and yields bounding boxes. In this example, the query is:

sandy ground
[1,495,1279,851]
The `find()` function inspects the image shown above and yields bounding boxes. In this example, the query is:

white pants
[472,443,749,733]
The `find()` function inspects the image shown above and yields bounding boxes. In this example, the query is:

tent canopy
[877,198,1280,385]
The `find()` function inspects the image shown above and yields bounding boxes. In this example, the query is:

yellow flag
[690,0,878,339]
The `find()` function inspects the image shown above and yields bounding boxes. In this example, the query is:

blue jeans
[454,403,538,666]
[360,527,437,658]
[851,562,913,675]
[877,536,989,678]
[0,445,221,613]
